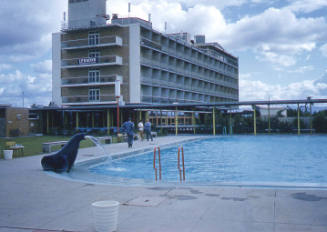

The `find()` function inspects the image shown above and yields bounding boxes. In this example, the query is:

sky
[0,0,327,107]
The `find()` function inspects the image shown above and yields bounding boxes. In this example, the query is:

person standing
[122,117,135,148]
[144,120,153,142]
[138,120,144,141]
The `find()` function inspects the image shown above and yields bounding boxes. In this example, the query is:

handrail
[177,146,185,182]
[153,147,162,181]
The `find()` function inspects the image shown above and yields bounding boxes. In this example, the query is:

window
[89,50,100,58]
[88,70,100,83]
[69,0,88,3]
[89,50,100,64]
[89,32,99,45]
[88,50,100,64]
[89,88,100,102]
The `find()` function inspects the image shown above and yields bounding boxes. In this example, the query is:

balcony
[61,36,123,50]
[62,94,116,105]
[61,75,123,87]
[62,56,123,69]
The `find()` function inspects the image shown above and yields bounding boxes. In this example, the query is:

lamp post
[115,80,121,134]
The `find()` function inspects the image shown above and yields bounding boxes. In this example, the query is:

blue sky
[0,0,327,107]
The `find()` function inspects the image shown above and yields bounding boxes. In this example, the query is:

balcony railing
[61,75,122,87]
[62,95,116,104]
[140,76,237,100]
[62,36,123,50]
[140,57,238,89]
[62,56,122,68]
[141,95,203,104]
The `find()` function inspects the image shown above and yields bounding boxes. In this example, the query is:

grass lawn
[0,136,95,158]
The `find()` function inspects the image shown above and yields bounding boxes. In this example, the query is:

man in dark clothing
[144,120,153,142]
[122,118,135,148]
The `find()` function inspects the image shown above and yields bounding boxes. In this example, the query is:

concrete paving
[0,135,327,232]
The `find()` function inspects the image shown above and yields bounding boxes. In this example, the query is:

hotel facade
[52,0,239,107]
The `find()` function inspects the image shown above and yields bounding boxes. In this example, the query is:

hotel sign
[79,57,96,64]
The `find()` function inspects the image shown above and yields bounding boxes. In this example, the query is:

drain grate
[124,196,166,207]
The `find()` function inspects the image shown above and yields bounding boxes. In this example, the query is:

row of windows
[140,27,238,67]
[141,46,238,79]
[141,63,238,87]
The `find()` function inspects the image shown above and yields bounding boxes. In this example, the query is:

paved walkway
[1,136,327,232]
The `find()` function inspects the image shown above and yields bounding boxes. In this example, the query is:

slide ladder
[153,147,162,181]
[178,146,185,182]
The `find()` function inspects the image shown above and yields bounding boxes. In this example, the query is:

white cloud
[121,0,248,12]
[0,70,52,107]
[320,44,327,57]
[0,63,12,72]
[288,65,314,73]
[112,2,326,68]
[31,60,52,74]
[215,8,325,67]
[109,1,227,36]
[240,76,327,101]
[257,52,296,67]
[286,0,327,13]
[0,0,66,62]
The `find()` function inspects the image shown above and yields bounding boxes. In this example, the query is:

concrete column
[310,103,313,134]
[107,109,110,135]
[63,111,66,130]
[175,107,178,136]
[253,106,257,136]
[229,113,232,135]
[139,111,142,121]
[86,113,89,128]
[92,112,95,128]
[46,111,49,134]
[212,108,216,136]
[268,104,271,134]
[145,111,149,121]
[76,112,79,130]
[297,103,300,135]
[192,112,196,134]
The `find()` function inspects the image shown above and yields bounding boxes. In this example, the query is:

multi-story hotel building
[52,0,239,107]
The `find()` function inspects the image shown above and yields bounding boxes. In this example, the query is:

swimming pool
[62,135,327,188]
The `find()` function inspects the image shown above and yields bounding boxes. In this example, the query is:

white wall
[129,24,141,103]
[52,32,62,106]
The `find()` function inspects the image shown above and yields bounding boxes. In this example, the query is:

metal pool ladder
[153,147,162,181]
[178,146,186,182]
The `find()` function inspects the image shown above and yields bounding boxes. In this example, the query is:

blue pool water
[74,135,327,187]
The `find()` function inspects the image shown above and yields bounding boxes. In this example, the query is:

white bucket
[3,150,13,160]
[92,200,119,232]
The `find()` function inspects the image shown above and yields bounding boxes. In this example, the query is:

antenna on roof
[61,11,67,30]
[148,13,151,22]
[128,2,131,17]
[165,22,167,33]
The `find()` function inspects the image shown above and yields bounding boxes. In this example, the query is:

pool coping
[75,136,205,167]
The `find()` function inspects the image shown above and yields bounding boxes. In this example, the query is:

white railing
[62,56,122,68]
[62,36,122,49]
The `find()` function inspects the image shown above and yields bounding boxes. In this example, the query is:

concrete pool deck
[1,135,327,232]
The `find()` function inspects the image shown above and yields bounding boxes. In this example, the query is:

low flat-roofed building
[0,105,30,137]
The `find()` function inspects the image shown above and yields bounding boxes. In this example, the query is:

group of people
[122,118,153,148]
